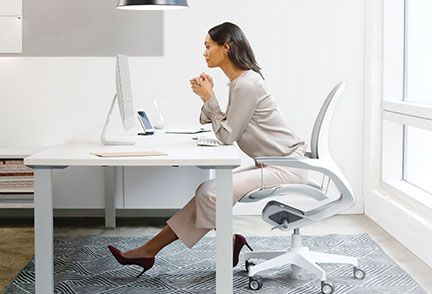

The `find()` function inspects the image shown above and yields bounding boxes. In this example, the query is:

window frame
[382,0,432,212]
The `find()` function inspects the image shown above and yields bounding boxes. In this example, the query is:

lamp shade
[117,0,188,10]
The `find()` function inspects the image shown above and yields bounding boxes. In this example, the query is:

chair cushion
[239,179,326,203]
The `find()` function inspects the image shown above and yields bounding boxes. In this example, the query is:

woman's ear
[223,42,230,54]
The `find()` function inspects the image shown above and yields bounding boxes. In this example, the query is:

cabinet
[0,0,22,53]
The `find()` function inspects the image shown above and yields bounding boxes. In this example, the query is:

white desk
[24,132,241,294]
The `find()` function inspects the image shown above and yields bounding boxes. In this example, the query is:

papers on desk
[90,151,168,158]
[165,127,211,134]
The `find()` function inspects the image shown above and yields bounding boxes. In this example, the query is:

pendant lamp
[117,0,189,10]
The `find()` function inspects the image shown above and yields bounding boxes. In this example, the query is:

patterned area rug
[5,234,426,294]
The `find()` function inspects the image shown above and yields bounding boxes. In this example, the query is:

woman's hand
[200,72,214,89]
[190,74,215,103]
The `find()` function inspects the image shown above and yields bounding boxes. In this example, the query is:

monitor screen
[116,54,136,132]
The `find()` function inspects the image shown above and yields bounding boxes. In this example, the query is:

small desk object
[24,132,241,294]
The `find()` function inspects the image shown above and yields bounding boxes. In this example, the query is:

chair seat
[239,179,327,203]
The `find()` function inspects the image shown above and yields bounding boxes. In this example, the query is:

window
[382,0,432,208]
[405,0,432,105]
[404,126,432,194]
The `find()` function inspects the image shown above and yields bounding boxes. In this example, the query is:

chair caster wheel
[321,281,334,294]
[353,267,366,279]
[245,260,256,273]
[249,277,263,290]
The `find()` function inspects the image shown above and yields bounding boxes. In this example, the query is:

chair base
[244,230,362,291]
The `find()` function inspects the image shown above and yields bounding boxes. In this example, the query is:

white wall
[0,0,365,214]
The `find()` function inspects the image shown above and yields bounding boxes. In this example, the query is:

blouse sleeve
[199,81,258,144]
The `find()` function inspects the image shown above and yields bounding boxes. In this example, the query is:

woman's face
[203,34,228,68]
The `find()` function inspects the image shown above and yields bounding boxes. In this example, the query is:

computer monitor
[100,54,137,146]
[116,54,136,132]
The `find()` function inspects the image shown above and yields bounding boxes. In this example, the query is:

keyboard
[197,136,220,147]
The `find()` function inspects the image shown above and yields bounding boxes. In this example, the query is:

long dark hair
[208,22,264,79]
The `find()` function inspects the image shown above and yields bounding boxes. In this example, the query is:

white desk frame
[25,135,241,294]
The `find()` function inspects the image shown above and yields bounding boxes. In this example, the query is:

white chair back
[310,82,346,161]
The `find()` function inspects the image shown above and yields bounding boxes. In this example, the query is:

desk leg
[104,167,119,229]
[215,168,233,294]
[34,169,54,294]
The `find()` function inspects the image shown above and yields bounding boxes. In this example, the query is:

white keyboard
[197,136,220,147]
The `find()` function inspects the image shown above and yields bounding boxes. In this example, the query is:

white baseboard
[366,189,432,269]
[0,208,179,218]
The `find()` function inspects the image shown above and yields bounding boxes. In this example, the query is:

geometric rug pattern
[5,234,426,294]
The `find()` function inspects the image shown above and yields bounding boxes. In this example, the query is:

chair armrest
[255,156,340,181]
[254,155,307,163]
[254,156,355,215]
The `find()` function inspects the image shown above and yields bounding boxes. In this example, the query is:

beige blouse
[200,70,305,158]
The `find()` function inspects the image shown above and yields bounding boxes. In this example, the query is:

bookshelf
[0,148,41,208]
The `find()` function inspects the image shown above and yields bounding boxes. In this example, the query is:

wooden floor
[0,222,34,293]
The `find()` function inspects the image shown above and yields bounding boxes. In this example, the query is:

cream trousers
[166,149,307,249]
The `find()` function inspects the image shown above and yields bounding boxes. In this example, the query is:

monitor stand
[100,94,136,146]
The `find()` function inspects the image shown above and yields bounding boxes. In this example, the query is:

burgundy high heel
[108,245,155,278]
[233,234,253,267]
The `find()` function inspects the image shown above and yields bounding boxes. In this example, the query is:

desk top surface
[24,132,242,168]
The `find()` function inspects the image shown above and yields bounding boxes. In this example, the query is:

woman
[108,22,307,278]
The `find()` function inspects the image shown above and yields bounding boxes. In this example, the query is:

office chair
[239,82,365,294]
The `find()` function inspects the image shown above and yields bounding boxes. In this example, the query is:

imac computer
[100,54,137,146]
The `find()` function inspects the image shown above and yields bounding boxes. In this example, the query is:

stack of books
[0,159,34,202]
